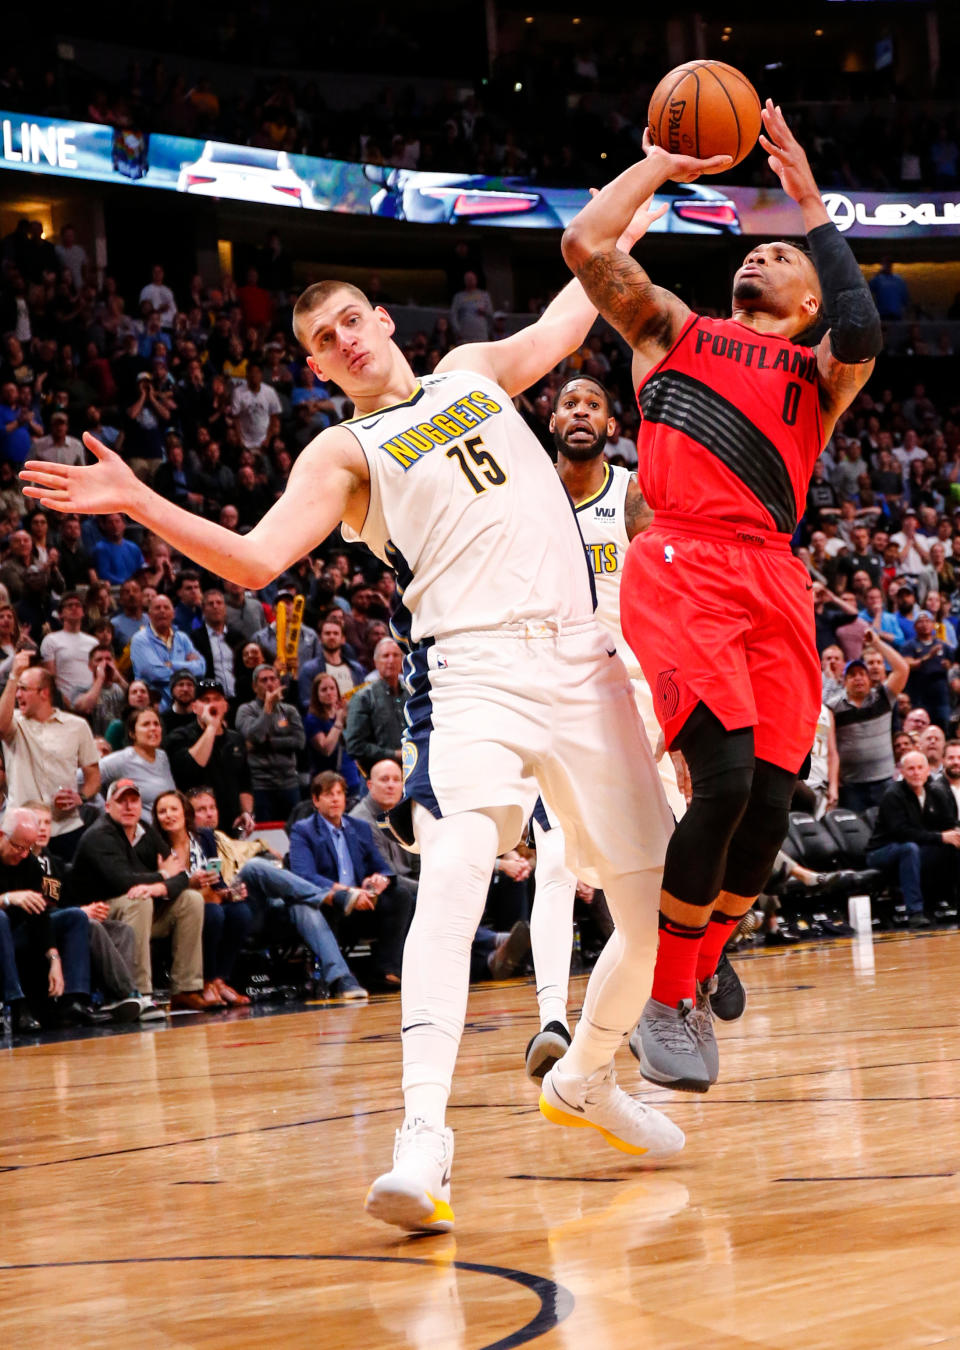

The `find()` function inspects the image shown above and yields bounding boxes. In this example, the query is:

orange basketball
[647,61,761,172]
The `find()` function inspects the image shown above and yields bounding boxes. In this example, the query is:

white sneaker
[136,997,166,1021]
[364,1118,455,1233]
[540,1062,685,1160]
[101,996,142,1023]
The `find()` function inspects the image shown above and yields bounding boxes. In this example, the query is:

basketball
[647,61,762,171]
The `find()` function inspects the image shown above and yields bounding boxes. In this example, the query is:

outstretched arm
[439,194,670,398]
[758,100,881,438]
[559,135,730,370]
[21,427,368,591]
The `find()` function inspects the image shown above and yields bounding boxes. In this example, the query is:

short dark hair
[292,281,371,349]
[186,785,218,804]
[311,770,347,797]
[553,374,611,413]
[177,569,200,590]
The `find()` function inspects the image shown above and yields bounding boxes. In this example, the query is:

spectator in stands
[349,756,418,927]
[171,570,203,635]
[160,670,197,739]
[139,264,177,327]
[942,741,960,813]
[290,771,412,991]
[0,806,106,1026]
[71,645,128,735]
[866,750,960,928]
[0,381,36,467]
[829,631,909,812]
[27,799,144,1021]
[235,640,266,706]
[191,589,239,699]
[99,706,176,821]
[0,651,100,860]
[297,616,365,705]
[104,678,153,750]
[344,638,404,774]
[55,224,88,291]
[111,579,147,650]
[251,583,319,666]
[153,789,252,1007]
[125,373,171,471]
[57,514,96,591]
[187,786,364,1000]
[231,363,281,452]
[130,593,205,707]
[68,779,206,1009]
[31,411,85,466]
[302,672,363,798]
[92,514,146,585]
[450,270,494,343]
[168,679,254,835]
[235,664,304,821]
[891,510,931,579]
[859,586,905,646]
[40,591,97,701]
[223,581,265,641]
[921,725,946,777]
[869,258,910,321]
[903,610,955,729]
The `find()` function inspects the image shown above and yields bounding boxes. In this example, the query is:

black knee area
[663,704,756,907]
[722,759,797,898]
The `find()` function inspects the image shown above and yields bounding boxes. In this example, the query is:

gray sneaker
[690,981,719,1084]
[629,997,711,1093]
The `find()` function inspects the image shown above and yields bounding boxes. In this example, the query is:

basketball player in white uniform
[525,375,687,1080]
[20,194,693,1234]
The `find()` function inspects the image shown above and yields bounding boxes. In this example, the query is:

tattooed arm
[624,476,654,540]
[561,134,731,379]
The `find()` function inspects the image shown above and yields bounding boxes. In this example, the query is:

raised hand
[20,434,140,516]
[641,126,732,183]
[758,99,819,205]
[589,186,669,250]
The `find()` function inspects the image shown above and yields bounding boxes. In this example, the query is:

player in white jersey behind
[19,189,706,1233]
[526,376,688,1080]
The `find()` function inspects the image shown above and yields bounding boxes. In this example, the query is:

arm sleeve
[807,222,883,365]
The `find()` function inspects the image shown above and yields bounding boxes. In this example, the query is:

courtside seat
[784,812,840,873]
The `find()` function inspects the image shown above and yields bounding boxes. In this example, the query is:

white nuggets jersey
[575,463,640,677]
[342,370,594,643]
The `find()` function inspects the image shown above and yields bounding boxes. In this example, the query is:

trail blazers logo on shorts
[656,668,680,720]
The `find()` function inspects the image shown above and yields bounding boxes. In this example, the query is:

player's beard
[732,276,765,303]
[555,426,607,462]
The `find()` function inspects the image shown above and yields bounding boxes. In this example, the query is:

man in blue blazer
[289,770,413,987]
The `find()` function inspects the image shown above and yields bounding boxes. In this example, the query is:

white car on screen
[177,141,317,208]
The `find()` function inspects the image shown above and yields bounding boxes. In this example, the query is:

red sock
[696,912,743,984]
[651,915,708,1008]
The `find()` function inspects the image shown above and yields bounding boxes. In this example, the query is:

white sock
[400,806,501,1129]
[530,817,576,1032]
[560,867,661,1079]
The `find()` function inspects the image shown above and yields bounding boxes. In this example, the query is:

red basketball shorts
[620,513,821,774]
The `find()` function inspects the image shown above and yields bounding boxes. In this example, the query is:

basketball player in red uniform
[562,101,882,1091]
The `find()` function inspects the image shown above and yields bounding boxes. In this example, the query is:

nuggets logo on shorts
[401,738,419,782]
[656,668,680,720]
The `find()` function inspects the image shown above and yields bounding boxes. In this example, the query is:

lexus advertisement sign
[2,110,958,240]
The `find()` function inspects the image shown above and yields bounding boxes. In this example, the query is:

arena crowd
[1,167,959,1033]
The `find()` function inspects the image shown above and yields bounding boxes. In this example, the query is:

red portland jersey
[635,314,823,535]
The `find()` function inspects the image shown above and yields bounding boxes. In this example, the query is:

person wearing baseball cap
[828,630,910,812]
[68,779,207,1011]
[167,679,255,836]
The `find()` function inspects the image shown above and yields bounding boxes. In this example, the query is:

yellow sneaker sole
[539,1094,650,1156]
[364,1182,454,1233]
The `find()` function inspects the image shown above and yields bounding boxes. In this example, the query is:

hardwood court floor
[3,931,960,1349]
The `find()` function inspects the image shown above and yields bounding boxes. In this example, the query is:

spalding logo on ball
[648,61,762,172]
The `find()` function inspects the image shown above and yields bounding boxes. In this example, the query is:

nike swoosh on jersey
[361,415,385,430]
